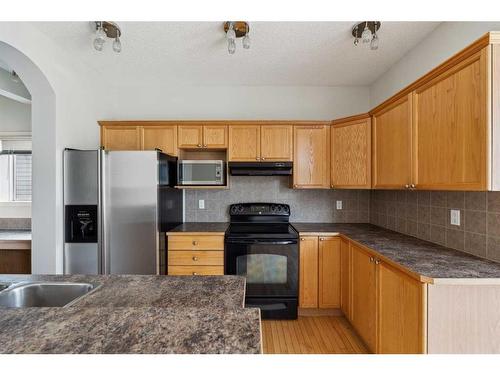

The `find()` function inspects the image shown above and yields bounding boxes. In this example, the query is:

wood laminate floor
[261,316,369,354]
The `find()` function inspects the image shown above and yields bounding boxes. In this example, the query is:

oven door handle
[225,239,297,245]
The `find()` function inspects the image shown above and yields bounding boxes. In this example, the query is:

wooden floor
[261,315,369,354]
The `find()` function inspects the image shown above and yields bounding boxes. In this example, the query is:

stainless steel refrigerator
[63,149,183,275]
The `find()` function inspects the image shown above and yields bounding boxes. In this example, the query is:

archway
[0,40,58,274]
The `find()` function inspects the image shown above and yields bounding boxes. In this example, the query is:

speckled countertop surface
[168,222,229,233]
[0,230,31,241]
[292,223,500,280]
[0,275,261,354]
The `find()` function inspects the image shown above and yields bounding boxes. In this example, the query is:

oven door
[225,238,298,297]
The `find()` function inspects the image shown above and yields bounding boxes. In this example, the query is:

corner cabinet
[330,115,371,189]
[293,125,330,188]
[372,94,412,189]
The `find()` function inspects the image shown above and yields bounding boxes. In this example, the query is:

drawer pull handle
[192,240,198,245]
[300,238,305,241]
[192,272,198,275]
[192,256,198,261]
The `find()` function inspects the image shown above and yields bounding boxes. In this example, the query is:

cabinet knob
[256,157,260,160]
[294,184,298,188]
[369,256,375,262]
[300,238,305,241]
[192,256,198,261]
[192,240,198,245]
[192,272,198,276]
[203,144,207,147]
[331,185,334,188]
[319,238,324,241]
[261,157,265,160]
[410,184,416,189]
[405,184,410,189]
[197,144,202,148]
[375,259,381,265]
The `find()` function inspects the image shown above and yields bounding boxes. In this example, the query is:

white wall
[370,22,500,107]
[99,85,369,121]
[0,95,31,131]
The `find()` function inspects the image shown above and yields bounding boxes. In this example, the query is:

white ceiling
[32,22,440,87]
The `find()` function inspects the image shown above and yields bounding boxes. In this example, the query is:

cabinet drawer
[168,235,224,250]
[168,251,224,266]
[167,265,224,276]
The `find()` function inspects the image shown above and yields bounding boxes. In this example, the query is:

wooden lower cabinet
[340,237,352,321]
[351,243,378,352]
[299,236,340,309]
[167,233,224,276]
[299,236,319,308]
[377,261,426,354]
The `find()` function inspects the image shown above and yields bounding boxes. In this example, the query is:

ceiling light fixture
[352,21,381,50]
[92,21,122,53]
[223,21,251,55]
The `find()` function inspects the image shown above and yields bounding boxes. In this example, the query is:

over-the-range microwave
[178,160,225,185]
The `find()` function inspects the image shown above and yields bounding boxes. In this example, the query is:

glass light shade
[113,37,122,53]
[361,25,372,43]
[242,34,250,49]
[226,23,236,41]
[93,24,106,51]
[228,39,236,54]
[353,38,359,46]
[93,38,104,51]
[370,34,379,50]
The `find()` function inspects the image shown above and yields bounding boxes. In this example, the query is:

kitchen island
[0,275,262,354]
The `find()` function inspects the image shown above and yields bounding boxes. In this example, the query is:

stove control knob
[238,205,244,213]
[230,206,238,214]
[271,204,277,213]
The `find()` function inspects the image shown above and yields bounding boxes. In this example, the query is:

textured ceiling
[32,21,440,87]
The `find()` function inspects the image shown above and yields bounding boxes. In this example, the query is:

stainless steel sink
[0,282,97,308]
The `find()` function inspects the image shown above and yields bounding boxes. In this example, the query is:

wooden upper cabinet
[299,236,319,308]
[318,237,341,308]
[293,125,330,188]
[351,243,377,353]
[377,261,426,354]
[101,126,141,150]
[228,125,261,161]
[331,116,371,189]
[372,95,412,189]
[413,48,488,191]
[141,125,177,156]
[203,125,227,148]
[260,125,293,161]
[178,125,203,148]
[340,237,352,321]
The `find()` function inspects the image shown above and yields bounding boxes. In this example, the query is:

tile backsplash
[0,218,31,230]
[185,176,370,223]
[370,190,500,263]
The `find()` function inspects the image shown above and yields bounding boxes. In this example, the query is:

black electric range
[225,203,299,319]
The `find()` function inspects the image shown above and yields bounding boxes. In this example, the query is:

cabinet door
[141,125,178,156]
[203,125,227,149]
[372,95,412,189]
[318,237,341,308]
[413,48,488,190]
[178,125,203,148]
[377,261,426,354]
[299,236,318,308]
[293,125,330,188]
[228,125,261,161]
[101,126,141,150]
[351,243,377,352]
[331,118,371,189]
[260,125,293,161]
[340,237,352,321]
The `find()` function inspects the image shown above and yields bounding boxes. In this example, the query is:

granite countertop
[168,222,229,234]
[0,230,31,241]
[292,223,500,280]
[0,275,261,354]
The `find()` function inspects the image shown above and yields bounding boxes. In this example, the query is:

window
[0,154,32,202]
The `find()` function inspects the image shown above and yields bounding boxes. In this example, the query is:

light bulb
[228,39,236,54]
[242,34,250,49]
[370,34,379,50]
[93,23,106,51]
[113,36,122,53]
[226,22,236,41]
[361,23,372,43]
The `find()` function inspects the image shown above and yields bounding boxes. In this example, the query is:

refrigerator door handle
[100,149,110,275]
